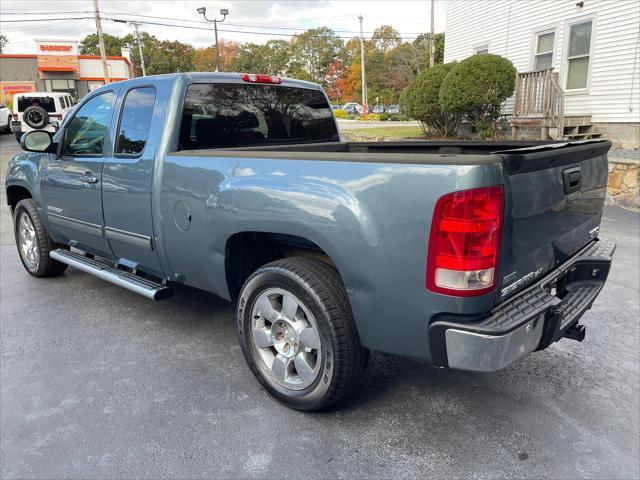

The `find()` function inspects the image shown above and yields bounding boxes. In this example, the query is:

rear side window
[17,96,56,113]
[179,83,338,150]
[116,87,156,155]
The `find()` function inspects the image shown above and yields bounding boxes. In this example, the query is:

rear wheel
[13,198,68,277]
[237,257,368,411]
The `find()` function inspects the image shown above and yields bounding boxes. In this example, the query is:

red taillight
[241,73,282,84]
[427,186,504,296]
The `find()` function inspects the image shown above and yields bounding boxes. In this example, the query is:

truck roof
[90,72,324,92]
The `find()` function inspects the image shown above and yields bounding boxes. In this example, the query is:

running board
[50,249,173,300]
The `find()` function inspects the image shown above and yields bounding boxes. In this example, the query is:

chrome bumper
[444,318,544,372]
[429,238,616,372]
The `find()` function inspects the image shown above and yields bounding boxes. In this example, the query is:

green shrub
[389,114,402,122]
[333,109,349,119]
[400,62,460,137]
[439,54,516,139]
[6,99,13,112]
[378,112,391,121]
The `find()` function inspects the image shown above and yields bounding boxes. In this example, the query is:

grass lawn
[341,125,424,139]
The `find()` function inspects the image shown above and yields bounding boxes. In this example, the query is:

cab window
[61,92,114,156]
[115,87,156,155]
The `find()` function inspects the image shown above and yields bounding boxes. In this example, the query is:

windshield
[17,96,56,113]
[179,83,339,150]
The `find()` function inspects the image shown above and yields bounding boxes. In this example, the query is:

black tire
[23,105,49,129]
[237,257,368,411]
[13,198,68,277]
[15,131,21,143]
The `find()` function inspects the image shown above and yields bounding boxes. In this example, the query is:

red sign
[39,44,73,52]
[2,85,33,92]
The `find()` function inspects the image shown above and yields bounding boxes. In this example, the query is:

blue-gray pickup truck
[7,73,615,410]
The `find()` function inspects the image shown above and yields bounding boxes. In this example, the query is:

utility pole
[131,22,146,76]
[197,7,229,72]
[429,0,436,67]
[358,14,367,120]
[93,0,110,84]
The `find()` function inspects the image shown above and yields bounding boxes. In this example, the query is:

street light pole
[358,14,367,120]
[197,7,229,72]
[429,0,436,67]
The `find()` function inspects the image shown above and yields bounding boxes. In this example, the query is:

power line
[103,17,427,41]
[103,11,427,35]
[0,17,91,23]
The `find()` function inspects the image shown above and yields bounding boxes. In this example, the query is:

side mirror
[20,130,54,153]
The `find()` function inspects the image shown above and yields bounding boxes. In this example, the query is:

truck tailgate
[495,140,611,301]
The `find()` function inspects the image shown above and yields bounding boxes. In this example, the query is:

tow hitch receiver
[563,323,586,342]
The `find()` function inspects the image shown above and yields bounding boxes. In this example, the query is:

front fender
[5,151,48,209]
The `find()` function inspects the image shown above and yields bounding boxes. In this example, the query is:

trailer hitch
[563,323,586,342]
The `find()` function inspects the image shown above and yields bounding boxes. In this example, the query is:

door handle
[81,173,99,184]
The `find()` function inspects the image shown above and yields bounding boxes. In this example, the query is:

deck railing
[513,69,564,138]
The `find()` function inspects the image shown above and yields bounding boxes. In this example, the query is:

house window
[534,31,555,70]
[566,20,593,90]
[474,44,489,55]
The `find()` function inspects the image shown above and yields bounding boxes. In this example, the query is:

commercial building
[0,40,135,103]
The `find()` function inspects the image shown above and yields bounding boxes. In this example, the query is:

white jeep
[12,92,76,143]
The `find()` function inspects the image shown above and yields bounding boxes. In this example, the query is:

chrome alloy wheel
[18,212,39,270]
[250,288,322,390]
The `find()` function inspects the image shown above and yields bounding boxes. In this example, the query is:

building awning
[38,66,77,72]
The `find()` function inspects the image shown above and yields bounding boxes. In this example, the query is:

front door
[102,85,164,276]
[41,90,116,257]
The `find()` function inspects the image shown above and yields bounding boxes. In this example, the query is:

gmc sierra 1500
[7,72,615,410]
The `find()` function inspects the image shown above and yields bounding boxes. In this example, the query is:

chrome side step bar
[50,249,173,301]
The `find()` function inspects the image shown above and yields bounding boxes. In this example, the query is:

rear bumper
[429,238,616,372]
[11,121,21,133]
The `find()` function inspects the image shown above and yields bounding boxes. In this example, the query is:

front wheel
[13,198,68,277]
[237,257,368,411]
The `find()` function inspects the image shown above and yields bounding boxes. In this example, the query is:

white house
[444,0,640,148]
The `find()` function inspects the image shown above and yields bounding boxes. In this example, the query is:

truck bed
[175,139,609,169]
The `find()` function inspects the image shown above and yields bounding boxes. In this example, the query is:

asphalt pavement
[0,132,639,479]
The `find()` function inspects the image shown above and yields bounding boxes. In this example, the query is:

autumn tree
[289,27,344,84]
[231,39,291,75]
[79,33,127,56]
[192,40,240,72]
[0,34,8,54]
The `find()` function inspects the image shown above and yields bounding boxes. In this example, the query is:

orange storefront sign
[0,81,36,104]
[39,44,73,52]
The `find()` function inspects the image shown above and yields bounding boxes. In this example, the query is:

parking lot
[0,132,638,479]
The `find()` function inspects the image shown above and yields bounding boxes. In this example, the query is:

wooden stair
[562,116,603,141]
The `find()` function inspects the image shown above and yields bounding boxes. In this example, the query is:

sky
[1,0,448,54]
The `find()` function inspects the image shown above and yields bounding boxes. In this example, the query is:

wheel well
[6,185,32,212]
[225,232,335,299]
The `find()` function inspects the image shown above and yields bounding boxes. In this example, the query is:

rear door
[41,90,117,257]
[496,140,611,301]
[102,85,164,277]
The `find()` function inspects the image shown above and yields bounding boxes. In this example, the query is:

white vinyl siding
[444,0,640,123]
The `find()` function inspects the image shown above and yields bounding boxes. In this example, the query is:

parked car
[371,104,385,114]
[387,104,400,114]
[0,103,11,133]
[342,102,362,115]
[12,92,75,143]
[7,73,615,411]
[330,104,341,111]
